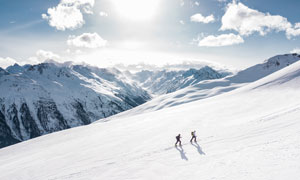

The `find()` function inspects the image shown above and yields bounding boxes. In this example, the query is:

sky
[0,0,299,70]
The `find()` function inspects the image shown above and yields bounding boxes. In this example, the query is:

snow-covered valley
[0,53,300,179]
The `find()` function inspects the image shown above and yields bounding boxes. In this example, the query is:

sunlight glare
[112,0,160,21]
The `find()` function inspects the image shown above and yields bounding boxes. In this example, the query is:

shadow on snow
[191,142,206,155]
[175,145,188,161]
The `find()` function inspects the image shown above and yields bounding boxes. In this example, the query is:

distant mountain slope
[0,62,151,148]
[131,66,231,94]
[192,53,300,90]
[1,55,300,180]
[111,54,300,117]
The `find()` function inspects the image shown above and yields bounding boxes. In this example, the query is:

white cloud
[221,1,293,37]
[0,57,18,68]
[190,13,215,23]
[290,48,300,54]
[286,23,300,39]
[28,50,61,63]
[67,32,107,48]
[198,33,244,47]
[36,50,61,61]
[179,20,185,25]
[42,0,94,31]
[99,11,108,17]
[195,1,199,6]
[42,5,84,31]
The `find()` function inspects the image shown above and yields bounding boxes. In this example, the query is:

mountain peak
[6,63,26,74]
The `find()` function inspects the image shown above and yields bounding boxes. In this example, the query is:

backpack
[191,132,194,136]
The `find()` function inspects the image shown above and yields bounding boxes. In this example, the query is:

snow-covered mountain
[131,66,231,94]
[114,54,300,116]
[0,62,232,148]
[0,62,151,148]
[1,54,300,180]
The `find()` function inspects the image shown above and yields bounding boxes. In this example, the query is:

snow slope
[0,58,300,179]
[115,54,300,116]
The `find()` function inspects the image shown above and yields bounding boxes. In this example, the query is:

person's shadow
[175,145,188,161]
[191,142,206,155]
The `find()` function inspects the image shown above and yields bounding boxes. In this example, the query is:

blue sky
[0,0,299,69]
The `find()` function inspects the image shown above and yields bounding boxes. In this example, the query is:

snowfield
[1,57,300,179]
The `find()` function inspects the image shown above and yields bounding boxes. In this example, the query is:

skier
[190,130,197,143]
[175,134,182,146]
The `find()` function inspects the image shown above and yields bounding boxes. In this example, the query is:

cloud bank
[0,57,18,68]
[28,50,61,64]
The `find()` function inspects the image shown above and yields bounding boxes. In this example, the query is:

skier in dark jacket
[175,134,182,146]
[190,130,197,143]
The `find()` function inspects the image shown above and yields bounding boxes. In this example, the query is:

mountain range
[0,61,231,148]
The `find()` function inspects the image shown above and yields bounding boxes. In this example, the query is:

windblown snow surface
[1,60,300,179]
